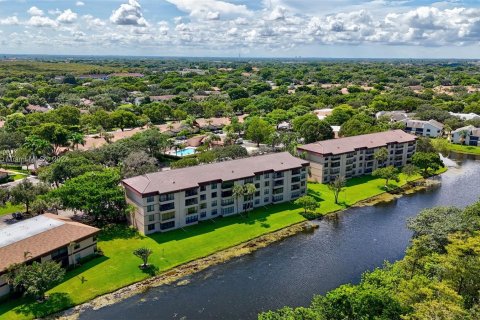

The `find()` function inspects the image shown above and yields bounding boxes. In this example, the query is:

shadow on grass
[99,224,143,242]
[14,293,73,319]
[63,255,110,283]
[141,264,159,277]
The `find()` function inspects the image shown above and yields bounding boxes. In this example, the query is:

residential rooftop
[297,130,417,156]
[122,152,309,195]
[452,125,480,136]
[404,119,444,129]
[0,214,99,272]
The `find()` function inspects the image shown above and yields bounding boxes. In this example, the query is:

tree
[243,183,257,216]
[50,169,127,222]
[133,247,153,269]
[12,261,65,301]
[374,147,389,166]
[412,152,444,177]
[203,133,221,150]
[402,164,419,183]
[232,184,245,215]
[33,123,70,155]
[245,116,274,147]
[23,135,51,170]
[431,139,450,156]
[373,166,400,188]
[68,132,85,150]
[10,180,50,214]
[38,155,103,187]
[293,114,333,143]
[121,151,158,178]
[228,87,249,100]
[328,176,346,204]
[266,109,289,129]
[111,110,138,131]
[294,196,318,215]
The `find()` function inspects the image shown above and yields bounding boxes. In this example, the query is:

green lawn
[448,143,480,155]
[0,168,444,319]
[0,203,24,217]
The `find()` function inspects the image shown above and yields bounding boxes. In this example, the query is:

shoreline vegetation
[0,168,447,320]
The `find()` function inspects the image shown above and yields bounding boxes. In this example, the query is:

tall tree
[373,166,400,188]
[412,152,444,177]
[245,116,274,147]
[23,135,51,170]
[12,261,65,301]
[10,180,50,214]
[328,176,346,204]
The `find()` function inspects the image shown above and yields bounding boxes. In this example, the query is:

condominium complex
[297,130,417,183]
[0,214,99,297]
[402,119,444,137]
[451,125,480,146]
[122,152,309,234]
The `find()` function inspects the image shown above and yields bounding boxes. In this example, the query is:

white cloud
[27,16,58,28]
[166,0,251,20]
[0,16,19,25]
[110,0,148,26]
[57,9,78,24]
[27,6,44,16]
[76,1,85,6]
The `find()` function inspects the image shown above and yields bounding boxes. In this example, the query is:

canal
[80,154,480,320]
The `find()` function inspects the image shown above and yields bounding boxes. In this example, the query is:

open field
[0,169,444,320]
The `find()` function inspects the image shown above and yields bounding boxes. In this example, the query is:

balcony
[221,181,234,189]
[221,198,234,206]
[274,180,284,187]
[273,172,284,179]
[185,188,198,198]
[186,207,198,215]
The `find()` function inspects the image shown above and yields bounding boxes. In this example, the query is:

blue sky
[0,0,479,58]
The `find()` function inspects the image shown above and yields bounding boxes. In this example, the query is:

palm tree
[23,135,51,170]
[243,183,257,217]
[69,132,85,150]
[459,130,470,145]
[232,184,244,216]
[374,147,389,167]
[204,133,221,150]
[133,247,153,269]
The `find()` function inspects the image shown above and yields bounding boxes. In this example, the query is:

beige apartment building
[297,130,417,183]
[122,152,309,234]
[0,214,99,297]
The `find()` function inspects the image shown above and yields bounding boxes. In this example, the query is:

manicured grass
[0,168,445,319]
[448,143,480,155]
[0,203,24,217]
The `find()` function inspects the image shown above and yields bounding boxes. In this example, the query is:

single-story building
[0,214,100,297]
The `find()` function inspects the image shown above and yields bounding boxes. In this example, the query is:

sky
[0,0,479,58]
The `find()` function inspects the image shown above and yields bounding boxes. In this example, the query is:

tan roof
[0,214,99,272]
[122,152,309,195]
[298,130,417,156]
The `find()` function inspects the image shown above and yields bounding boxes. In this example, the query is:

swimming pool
[172,147,196,157]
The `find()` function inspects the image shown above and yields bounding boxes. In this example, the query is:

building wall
[304,141,416,183]
[405,123,442,137]
[126,167,308,235]
[451,131,480,146]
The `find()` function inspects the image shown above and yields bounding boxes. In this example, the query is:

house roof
[404,119,444,130]
[122,152,309,195]
[0,214,99,272]
[452,125,480,136]
[297,130,417,156]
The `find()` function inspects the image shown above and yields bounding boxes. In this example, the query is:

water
[172,147,196,157]
[80,154,480,320]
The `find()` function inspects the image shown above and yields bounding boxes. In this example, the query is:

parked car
[235,138,244,145]
[12,212,23,220]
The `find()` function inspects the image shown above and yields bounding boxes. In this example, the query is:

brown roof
[122,152,309,195]
[0,214,99,272]
[26,105,49,113]
[297,130,417,156]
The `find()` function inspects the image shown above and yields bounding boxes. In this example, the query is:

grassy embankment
[448,142,480,155]
[0,169,444,320]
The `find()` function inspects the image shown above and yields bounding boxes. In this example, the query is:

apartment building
[297,130,417,183]
[122,152,309,234]
[402,119,444,137]
[451,125,480,146]
[0,214,99,297]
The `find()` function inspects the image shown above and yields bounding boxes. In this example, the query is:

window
[264,181,270,187]
[160,221,175,230]
[264,173,270,178]
[160,202,175,211]
[255,175,261,181]
[200,194,206,201]
[264,189,270,195]
[185,198,198,206]
[211,192,217,198]
[221,206,235,215]
[186,215,199,224]
[160,193,174,202]
[211,209,218,216]
[161,211,175,220]
[264,197,270,203]
[187,207,198,215]
[211,183,218,190]
[273,195,284,202]
[244,177,254,184]
[212,200,218,207]
[221,198,234,206]
[185,188,198,197]
[255,183,260,189]
[200,203,207,209]
[255,199,260,205]
[273,187,284,195]
[200,212,207,218]
[147,205,155,212]
[146,196,155,203]
[148,214,155,222]
[200,185,207,191]
[147,224,155,231]
[74,243,80,250]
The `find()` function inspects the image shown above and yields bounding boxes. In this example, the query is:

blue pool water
[174,147,196,156]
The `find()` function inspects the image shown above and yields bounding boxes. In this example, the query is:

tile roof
[122,152,309,195]
[0,214,99,272]
[297,130,417,156]
[404,119,444,129]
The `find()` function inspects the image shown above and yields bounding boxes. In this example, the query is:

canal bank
[75,154,480,320]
